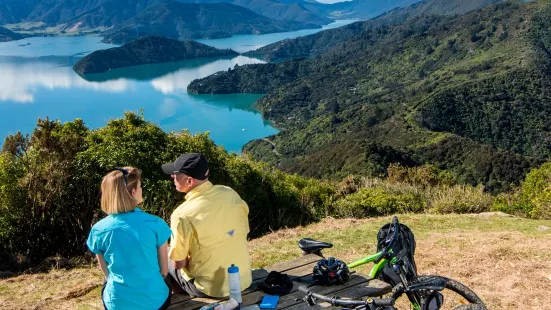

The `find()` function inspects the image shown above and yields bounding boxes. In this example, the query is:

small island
[73,35,238,74]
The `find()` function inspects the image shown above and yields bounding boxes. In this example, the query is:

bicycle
[297,216,487,310]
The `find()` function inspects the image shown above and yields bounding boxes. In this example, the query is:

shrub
[387,164,455,188]
[490,162,551,219]
[334,186,425,218]
[428,184,493,214]
[518,162,551,219]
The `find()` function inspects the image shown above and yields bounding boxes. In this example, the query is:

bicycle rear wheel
[391,275,487,310]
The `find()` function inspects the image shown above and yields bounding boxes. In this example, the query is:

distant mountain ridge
[177,0,333,26]
[0,0,440,29]
[232,0,332,26]
[73,35,237,74]
[0,0,331,29]
[101,2,319,44]
[0,0,164,27]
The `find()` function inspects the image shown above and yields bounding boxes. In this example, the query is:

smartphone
[259,295,279,309]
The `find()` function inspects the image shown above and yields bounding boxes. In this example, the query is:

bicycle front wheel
[391,275,487,310]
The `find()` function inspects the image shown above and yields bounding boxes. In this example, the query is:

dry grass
[1,213,550,309]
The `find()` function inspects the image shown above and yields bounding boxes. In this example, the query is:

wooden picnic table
[167,254,392,309]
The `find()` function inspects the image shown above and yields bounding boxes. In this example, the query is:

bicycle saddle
[298,238,333,254]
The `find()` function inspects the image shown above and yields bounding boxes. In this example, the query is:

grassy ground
[1,213,550,309]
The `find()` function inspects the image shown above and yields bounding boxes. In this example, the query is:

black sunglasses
[114,167,129,186]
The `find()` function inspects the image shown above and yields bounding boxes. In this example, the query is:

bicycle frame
[347,251,422,310]
[347,250,397,279]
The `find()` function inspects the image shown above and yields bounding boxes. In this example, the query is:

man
[162,153,252,298]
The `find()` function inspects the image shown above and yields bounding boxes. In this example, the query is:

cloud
[0,61,132,103]
[151,56,265,94]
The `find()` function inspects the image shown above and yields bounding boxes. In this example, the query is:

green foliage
[518,162,551,219]
[387,164,456,188]
[491,161,551,219]
[334,186,425,218]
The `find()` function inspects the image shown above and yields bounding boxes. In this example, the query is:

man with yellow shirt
[162,153,252,298]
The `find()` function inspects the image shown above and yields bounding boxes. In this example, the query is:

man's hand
[173,258,188,269]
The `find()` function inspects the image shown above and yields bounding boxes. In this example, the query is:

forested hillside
[245,0,505,61]
[189,0,551,193]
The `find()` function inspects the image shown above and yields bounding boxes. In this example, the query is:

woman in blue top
[87,167,172,310]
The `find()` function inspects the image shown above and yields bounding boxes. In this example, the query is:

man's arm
[169,216,192,269]
[173,258,188,269]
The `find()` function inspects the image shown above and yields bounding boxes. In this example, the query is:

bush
[490,162,551,219]
[428,185,493,214]
[387,164,455,188]
[517,162,551,219]
[334,186,425,218]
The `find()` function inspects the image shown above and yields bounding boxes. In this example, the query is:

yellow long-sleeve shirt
[169,181,252,297]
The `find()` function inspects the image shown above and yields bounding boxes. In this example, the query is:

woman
[87,167,172,310]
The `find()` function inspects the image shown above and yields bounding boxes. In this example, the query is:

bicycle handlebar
[298,286,395,307]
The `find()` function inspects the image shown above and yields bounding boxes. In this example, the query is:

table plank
[277,273,370,309]
[168,254,391,310]
[282,278,392,309]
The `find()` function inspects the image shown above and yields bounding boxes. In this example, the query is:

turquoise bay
[0,20,355,152]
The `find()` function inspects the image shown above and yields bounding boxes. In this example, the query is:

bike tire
[391,275,487,310]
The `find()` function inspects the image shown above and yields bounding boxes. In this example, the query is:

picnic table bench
[168,254,392,309]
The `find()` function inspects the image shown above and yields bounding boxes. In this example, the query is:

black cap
[162,153,209,180]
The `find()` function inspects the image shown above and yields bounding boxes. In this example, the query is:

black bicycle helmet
[259,271,293,296]
[312,257,350,286]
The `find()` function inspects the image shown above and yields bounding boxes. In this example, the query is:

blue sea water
[0,20,356,152]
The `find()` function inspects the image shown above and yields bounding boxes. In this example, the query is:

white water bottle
[228,264,242,304]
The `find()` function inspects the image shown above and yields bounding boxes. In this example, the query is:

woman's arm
[158,242,169,277]
[97,254,109,280]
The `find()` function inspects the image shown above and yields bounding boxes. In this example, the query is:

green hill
[188,0,551,193]
[102,2,320,44]
[73,36,237,74]
[244,0,505,62]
